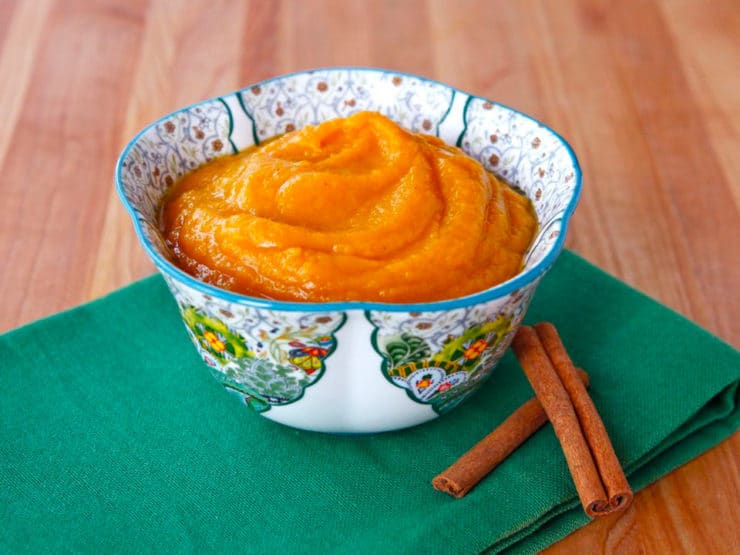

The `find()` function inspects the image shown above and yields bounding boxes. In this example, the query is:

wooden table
[1,0,737,551]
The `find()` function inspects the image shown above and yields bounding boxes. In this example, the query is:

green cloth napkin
[1,250,738,554]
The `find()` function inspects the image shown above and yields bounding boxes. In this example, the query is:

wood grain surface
[1,0,738,552]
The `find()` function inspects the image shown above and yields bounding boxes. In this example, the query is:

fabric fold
[1,250,738,554]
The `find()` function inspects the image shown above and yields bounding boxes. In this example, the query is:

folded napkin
[1,250,738,554]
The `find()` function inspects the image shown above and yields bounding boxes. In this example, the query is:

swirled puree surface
[161,111,537,303]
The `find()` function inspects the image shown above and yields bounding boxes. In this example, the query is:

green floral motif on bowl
[375,313,514,414]
[180,305,343,412]
[182,306,253,363]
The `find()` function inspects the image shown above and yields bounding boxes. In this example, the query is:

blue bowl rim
[115,66,582,312]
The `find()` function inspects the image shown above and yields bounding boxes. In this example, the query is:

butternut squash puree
[161,111,537,302]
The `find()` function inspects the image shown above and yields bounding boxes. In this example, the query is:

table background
[0,0,738,552]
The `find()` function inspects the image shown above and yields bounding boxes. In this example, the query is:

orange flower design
[203,330,226,353]
[416,377,432,390]
[463,339,488,360]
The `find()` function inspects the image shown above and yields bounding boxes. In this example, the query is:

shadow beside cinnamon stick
[533,322,633,514]
[432,369,588,499]
[432,324,632,519]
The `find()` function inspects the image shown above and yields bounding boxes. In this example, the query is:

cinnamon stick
[534,322,633,512]
[512,326,610,516]
[432,370,589,498]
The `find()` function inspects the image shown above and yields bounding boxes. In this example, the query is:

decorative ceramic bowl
[116,68,581,433]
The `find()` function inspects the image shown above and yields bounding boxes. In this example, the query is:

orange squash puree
[160,111,537,303]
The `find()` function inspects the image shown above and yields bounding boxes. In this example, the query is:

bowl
[116,68,581,433]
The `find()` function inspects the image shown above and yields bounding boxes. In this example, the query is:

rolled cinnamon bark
[534,322,633,512]
[512,326,610,516]
[432,370,589,498]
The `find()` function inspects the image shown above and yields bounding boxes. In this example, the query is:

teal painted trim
[365,310,407,392]
[236,91,260,146]
[217,97,238,153]
[326,311,349,358]
[222,383,271,413]
[280,311,349,406]
[116,67,582,313]
[524,217,562,267]
[455,94,474,148]
[435,89,456,136]
[364,310,437,410]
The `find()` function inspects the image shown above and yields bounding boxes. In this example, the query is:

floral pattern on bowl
[237,71,455,140]
[458,98,578,269]
[120,101,234,224]
[116,68,581,433]
[367,284,537,414]
[164,275,346,413]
